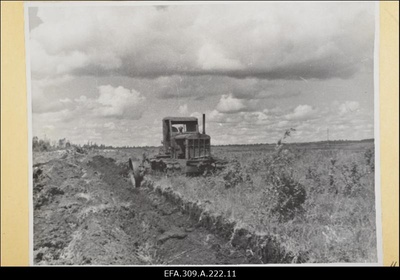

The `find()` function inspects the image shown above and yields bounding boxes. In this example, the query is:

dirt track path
[33,153,251,265]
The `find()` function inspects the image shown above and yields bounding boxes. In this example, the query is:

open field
[32,139,377,264]
[157,140,377,263]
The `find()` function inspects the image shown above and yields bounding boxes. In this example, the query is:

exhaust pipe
[202,113,206,134]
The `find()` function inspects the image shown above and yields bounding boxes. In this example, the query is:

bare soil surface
[33,151,252,265]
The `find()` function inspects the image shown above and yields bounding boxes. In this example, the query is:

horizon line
[33,137,375,149]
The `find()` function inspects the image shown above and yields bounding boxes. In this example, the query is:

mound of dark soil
[33,153,251,265]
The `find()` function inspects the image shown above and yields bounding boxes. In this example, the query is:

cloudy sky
[27,2,376,146]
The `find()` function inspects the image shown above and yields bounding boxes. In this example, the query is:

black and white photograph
[26,1,381,265]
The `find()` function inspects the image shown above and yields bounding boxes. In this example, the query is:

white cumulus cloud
[285,105,318,120]
[339,101,360,115]
[216,93,246,113]
[96,85,145,118]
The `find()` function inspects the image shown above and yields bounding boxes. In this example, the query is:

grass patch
[156,142,377,263]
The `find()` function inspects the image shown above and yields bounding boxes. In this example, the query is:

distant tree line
[213,138,374,147]
[32,136,374,152]
[32,136,143,152]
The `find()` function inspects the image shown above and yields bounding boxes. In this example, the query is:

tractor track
[33,152,252,265]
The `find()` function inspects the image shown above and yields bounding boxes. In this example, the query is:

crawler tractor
[144,114,226,175]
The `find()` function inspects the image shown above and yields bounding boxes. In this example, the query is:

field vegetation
[32,133,377,263]
[156,132,377,263]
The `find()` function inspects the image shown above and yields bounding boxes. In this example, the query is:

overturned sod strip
[145,180,308,264]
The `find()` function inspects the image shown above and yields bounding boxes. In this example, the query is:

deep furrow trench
[33,154,253,265]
